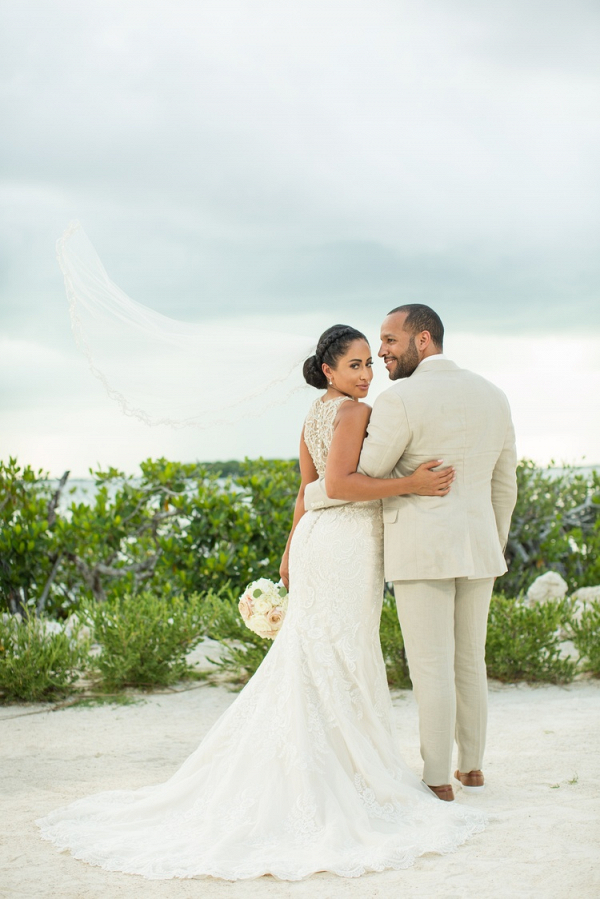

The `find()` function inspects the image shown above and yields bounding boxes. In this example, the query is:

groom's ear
[417,330,432,351]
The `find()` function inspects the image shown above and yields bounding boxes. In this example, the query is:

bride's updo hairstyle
[303,324,368,389]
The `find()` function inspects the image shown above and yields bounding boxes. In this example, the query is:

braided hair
[303,324,368,389]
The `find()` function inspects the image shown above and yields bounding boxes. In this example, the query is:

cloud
[1,0,599,335]
[2,329,599,475]
[1,1,599,471]
[447,332,600,465]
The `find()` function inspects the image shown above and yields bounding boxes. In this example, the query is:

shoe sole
[422,781,455,801]
[454,770,484,792]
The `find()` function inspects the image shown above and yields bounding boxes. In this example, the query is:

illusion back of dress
[303,396,352,476]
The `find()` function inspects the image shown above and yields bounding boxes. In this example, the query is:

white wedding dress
[38,396,485,881]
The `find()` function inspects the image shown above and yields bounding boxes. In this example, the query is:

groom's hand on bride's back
[408,461,455,496]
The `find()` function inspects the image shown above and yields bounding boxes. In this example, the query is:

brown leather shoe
[454,769,485,793]
[425,783,455,801]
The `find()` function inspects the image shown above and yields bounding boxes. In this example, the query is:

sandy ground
[1,675,599,899]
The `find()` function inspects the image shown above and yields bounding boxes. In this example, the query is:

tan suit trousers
[393,577,494,786]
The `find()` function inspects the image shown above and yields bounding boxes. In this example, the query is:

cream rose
[238,595,253,622]
[267,607,284,628]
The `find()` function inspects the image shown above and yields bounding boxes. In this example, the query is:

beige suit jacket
[304,359,518,582]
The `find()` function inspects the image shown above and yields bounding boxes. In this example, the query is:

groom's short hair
[388,304,444,349]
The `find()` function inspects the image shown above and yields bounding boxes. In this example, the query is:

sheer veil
[57,222,317,428]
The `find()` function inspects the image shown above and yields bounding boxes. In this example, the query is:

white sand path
[1,679,599,899]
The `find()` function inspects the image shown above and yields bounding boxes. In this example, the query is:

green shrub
[0,456,300,617]
[485,593,576,683]
[3,453,598,622]
[84,591,208,691]
[502,461,600,596]
[0,614,88,702]
[0,459,66,617]
[3,453,600,693]
[569,600,600,676]
[160,457,299,596]
[380,589,411,689]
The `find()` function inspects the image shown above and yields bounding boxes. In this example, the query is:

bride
[38,323,486,881]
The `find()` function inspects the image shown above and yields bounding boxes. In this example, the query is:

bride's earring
[328,380,332,386]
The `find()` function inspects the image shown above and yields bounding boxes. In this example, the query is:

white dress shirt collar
[417,353,446,368]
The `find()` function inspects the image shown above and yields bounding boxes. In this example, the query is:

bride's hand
[409,460,455,496]
[279,550,290,590]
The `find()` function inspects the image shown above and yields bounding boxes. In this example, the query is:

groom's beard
[388,336,420,380]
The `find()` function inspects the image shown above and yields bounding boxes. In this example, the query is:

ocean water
[46,465,598,510]
[45,475,237,511]
[47,478,125,511]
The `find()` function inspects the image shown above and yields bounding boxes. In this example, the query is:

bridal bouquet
[238,578,289,640]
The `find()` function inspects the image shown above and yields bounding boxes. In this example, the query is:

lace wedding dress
[38,396,485,881]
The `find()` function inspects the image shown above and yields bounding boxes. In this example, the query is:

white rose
[253,596,272,615]
[251,578,273,594]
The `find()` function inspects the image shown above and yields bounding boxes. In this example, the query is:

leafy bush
[2,454,598,620]
[569,600,600,676]
[2,453,600,693]
[83,591,210,691]
[158,457,299,596]
[502,461,600,596]
[485,593,576,683]
[380,588,411,689]
[0,459,68,617]
[0,457,300,618]
[0,614,88,702]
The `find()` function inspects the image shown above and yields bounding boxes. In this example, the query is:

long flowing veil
[57,222,317,428]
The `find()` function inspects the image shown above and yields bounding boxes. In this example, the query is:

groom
[304,304,518,801]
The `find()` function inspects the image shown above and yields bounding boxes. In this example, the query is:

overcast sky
[1,0,599,475]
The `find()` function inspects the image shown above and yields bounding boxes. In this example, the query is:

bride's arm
[279,428,318,589]
[325,402,454,502]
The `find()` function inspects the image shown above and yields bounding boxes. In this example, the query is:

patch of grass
[68,693,144,708]
[180,669,211,682]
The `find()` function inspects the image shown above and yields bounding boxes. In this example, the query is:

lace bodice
[303,396,354,477]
